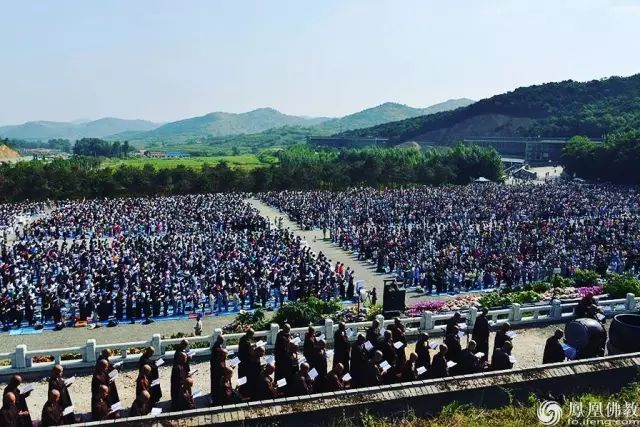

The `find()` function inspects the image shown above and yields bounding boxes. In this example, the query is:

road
[247,198,393,301]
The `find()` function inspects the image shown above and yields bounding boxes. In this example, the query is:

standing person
[194,315,203,336]
[92,385,118,421]
[491,341,514,371]
[129,390,152,417]
[333,322,350,372]
[390,318,407,368]
[48,365,74,424]
[41,390,63,427]
[97,350,121,403]
[138,348,162,404]
[446,312,463,336]
[0,392,22,427]
[349,335,367,386]
[429,344,449,379]
[274,324,291,382]
[493,322,512,353]
[457,340,482,375]
[238,329,254,379]
[170,352,190,411]
[303,326,317,366]
[92,359,119,407]
[136,365,152,397]
[444,326,462,365]
[543,329,566,364]
[210,336,227,405]
[415,333,431,374]
[2,376,32,427]
[472,308,490,362]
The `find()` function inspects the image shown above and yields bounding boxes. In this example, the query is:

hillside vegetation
[0,117,160,140]
[122,108,329,144]
[342,74,640,144]
[0,144,502,202]
[119,100,473,149]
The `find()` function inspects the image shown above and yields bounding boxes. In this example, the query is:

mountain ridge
[340,74,640,145]
[0,118,161,140]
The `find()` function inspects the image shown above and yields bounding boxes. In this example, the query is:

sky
[1,0,639,125]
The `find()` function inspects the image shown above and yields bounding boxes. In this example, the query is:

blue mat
[9,327,42,336]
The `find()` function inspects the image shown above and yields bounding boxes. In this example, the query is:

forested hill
[0,118,160,140]
[314,99,473,134]
[340,74,640,144]
[120,108,330,144]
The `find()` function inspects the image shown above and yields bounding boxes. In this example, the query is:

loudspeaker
[383,287,406,313]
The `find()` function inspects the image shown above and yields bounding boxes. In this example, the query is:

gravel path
[1,322,578,423]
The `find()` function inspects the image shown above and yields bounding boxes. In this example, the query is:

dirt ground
[0,322,577,423]
[0,315,238,353]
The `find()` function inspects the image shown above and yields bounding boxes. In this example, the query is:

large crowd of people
[1,309,579,426]
[262,184,640,292]
[0,194,355,330]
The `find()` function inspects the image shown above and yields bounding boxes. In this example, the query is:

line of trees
[560,131,640,184]
[2,138,72,153]
[73,138,131,157]
[0,145,503,202]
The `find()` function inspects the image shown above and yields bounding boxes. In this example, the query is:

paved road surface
[247,198,393,301]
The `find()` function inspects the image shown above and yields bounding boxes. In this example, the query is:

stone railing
[1,293,637,376]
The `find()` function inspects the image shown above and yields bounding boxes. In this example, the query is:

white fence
[1,293,637,375]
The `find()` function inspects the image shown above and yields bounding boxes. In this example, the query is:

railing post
[84,339,97,363]
[467,306,478,329]
[151,334,162,355]
[626,293,636,311]
[14,345,27,369]
[213,328,223,345]
[269,323,279,346]
[375,314,385,334]
[511,303,522,322]
[420,311,434,331]
[324,319,334,344]
[551,299,562,319]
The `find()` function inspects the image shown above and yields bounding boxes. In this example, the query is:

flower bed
[406,285,606,316]
[540,285,604,301]
[407,296,481,317]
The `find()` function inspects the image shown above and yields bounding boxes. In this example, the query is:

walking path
[247,198,393,301]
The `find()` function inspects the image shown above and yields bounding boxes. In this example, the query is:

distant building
[165,151,189,158]
[307,136,389,149]
[462,137,602,165]
[143,151,166,158]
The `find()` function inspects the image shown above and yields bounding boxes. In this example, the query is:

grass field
[101,154,275,170]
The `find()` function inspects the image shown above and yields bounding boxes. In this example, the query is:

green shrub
[604,273,640,298]
[548,274,574,288]
[573,269,600,286]
[509,290,541,304]
[479,290,541,308]
[478,292,513,308]
[272,301,319,327]
[366,304,383,321]
[306,297,342,317]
